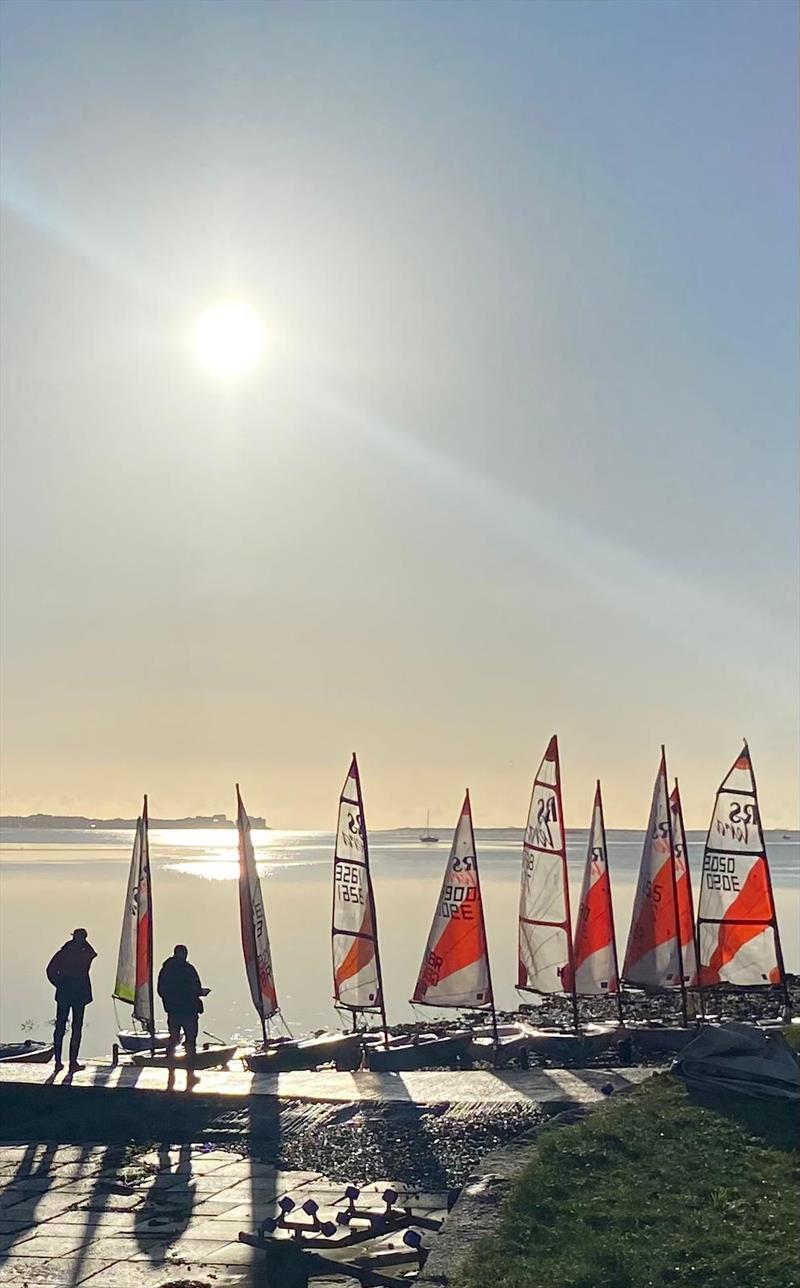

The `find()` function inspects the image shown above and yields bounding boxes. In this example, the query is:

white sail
[332,755,384,1012]
[572,782,620,995]
[697,744,783,987]
[236,786,279,1023]
[623,752,684,989]
[113,799,153,1025]
[412,791,492,1008]
[518,735,575,994]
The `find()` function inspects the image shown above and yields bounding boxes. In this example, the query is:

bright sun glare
[193,301,266,378]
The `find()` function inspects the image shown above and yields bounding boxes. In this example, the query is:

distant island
[0,813,267,830]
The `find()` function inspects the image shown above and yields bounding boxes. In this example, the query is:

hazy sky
[1,0,797,828]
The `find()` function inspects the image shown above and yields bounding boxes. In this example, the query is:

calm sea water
[1,827,797,1057]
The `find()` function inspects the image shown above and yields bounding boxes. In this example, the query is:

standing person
[156,945,208,1084]
[46,929,97,1073]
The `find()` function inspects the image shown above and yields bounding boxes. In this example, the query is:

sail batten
[517,735,576,999]
[113,796,154,1028]
[332,755,385,1015]
[696,743,786,993]
[411,791,493,1010]
[236,785,279,1028]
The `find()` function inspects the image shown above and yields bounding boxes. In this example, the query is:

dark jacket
[46,940,97,1005]
[157,957,204,1016]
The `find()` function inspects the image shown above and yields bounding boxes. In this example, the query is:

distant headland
[0,813,268,830]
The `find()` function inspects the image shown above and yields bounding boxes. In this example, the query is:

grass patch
[782,1024,800,1055]
[456,1075,798,1288]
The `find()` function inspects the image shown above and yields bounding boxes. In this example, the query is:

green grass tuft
[456,1075,799,1288]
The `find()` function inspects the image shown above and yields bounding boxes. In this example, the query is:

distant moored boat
[420,810,439,843]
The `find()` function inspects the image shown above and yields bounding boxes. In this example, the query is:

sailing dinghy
[114,798,168,1054]
[397,790,495,1071]
[514,743,620,1058]
[696,743,788,1012]
[517,736,579,1026]
[117,797,237,1071]
[570,781,623,1023]
[622,748,692,1031]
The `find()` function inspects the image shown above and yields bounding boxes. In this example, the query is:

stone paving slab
[0,1256,118,1285]
[0,1058,652,1105]
[0,1142,445,1286]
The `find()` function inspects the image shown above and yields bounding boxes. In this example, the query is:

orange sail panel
[236,786,279,1022]
[518,735,574,993]
[623,751,684,988]
[669,781,698,987]
[412,792,493,1009]
[332,756,383,1011]
[569,782,620,995]
[113,796,154,1026]
[696,744,782,987]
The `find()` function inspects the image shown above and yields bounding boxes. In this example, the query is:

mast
[672,777,702,1017]
[517,735,579,1033]
[361,763,389,1046]
[748,745,790,1017]
[142,795,155,1058]
[661,753,688,1027]
[332,755,388,1044]
[598,783,625,1027]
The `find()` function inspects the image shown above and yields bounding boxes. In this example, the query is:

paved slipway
[0,1062,653,1286]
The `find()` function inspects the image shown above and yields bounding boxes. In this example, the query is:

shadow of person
[0,1143,59,1265]
[134,1141,196,1259]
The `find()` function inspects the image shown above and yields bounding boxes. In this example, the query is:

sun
[192,301,266,378]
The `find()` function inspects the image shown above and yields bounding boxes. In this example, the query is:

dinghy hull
[244,1032,363,1073]
[131,1044,238,1070]
[0,1041,54,1064]
[365,1032,473,1071]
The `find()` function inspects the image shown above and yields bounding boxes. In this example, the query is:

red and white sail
[623,751,686,988]
[332,755,384,1012]
[236,785,279,1023]
[569,782,620,995]
[697,744,783,988]
[518,736,575,994]
[412,791,493,1009]
[669,780,698,987]
[113,796,154,1026]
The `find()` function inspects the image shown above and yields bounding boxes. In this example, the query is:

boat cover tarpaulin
[672,1023,799,1101]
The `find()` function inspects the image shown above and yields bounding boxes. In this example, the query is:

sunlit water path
[1,828,797,1056]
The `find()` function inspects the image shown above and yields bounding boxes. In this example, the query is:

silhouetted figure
[157,945,207,1082]
[46,929,97,1072]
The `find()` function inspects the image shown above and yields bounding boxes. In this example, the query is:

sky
[0,0,797,829]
